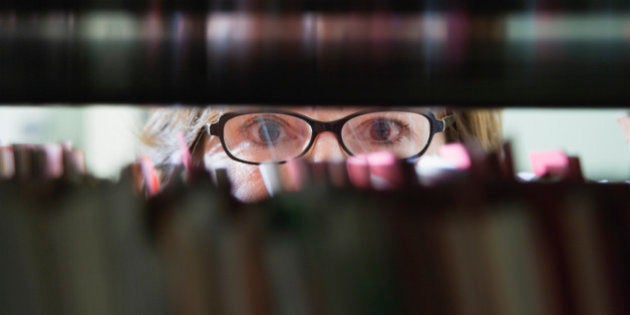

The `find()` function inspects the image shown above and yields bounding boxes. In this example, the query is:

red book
[140,156,161,196]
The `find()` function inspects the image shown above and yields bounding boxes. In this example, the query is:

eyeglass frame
[202,108,453,165]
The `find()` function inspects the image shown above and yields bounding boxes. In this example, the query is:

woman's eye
[369,119,395,141]
[365,118,403,142]
[257,120,282,144]
[239,116,297,146]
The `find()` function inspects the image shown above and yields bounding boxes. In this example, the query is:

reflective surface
[215,110,437,164]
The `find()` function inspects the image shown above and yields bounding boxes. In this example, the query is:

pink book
[438,143,471,170]
[346,154,370,189]
[366,151,403,190]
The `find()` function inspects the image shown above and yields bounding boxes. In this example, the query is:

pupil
[259,122,281,144]
[370,119,392,141]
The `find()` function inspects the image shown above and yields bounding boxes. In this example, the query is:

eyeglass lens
[222,111,432,163]
[341,111,431,157]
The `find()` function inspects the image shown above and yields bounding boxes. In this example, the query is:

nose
[304,132,347,162]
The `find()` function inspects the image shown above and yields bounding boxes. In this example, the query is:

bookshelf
[1,2,629,315]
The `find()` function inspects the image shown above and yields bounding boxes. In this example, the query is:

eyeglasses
[203,109,452,165]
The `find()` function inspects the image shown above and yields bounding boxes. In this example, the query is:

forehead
[288,106,362,121]
[226,106,437,121]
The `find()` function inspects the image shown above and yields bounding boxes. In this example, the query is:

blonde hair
[139,107,220,166]
[140,107,503,166]
[446,109,503,152]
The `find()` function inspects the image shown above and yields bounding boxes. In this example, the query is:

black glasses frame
[204,108,452,165]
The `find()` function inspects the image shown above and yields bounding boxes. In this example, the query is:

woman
[141,106,502,202]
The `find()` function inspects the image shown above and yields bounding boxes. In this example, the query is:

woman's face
[202,107,447,202]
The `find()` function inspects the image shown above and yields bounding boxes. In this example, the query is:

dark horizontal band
[1,12,630,106]
[3,1,630,13]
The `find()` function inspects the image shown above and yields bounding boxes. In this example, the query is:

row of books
[0,142,628,315]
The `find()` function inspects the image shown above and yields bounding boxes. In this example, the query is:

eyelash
[237,114,412,146]
[362,119,410,143]
[239,116,288,143]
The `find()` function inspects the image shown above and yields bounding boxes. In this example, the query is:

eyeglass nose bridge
[306,120,348,152]
[309,120,345,139]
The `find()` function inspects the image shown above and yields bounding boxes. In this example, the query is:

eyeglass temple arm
[437,115,455,132]
[187,124,212,158]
